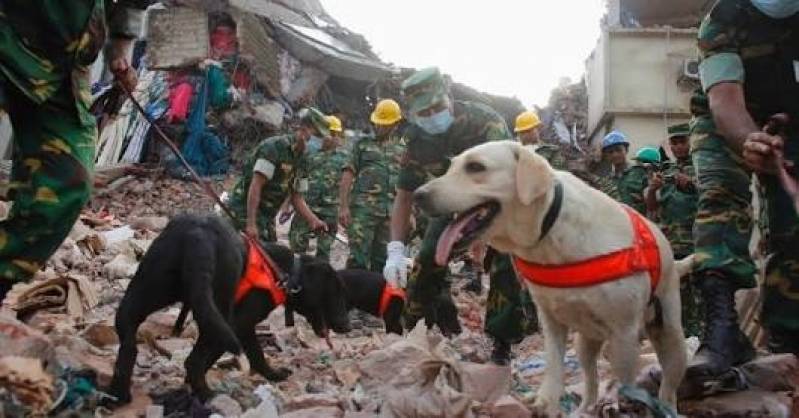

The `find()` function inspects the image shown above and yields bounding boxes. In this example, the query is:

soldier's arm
[246,173,267,238]
[697,10,758,155]
[390,189,413,242]
[291,193,325,231]
[106,1,149,91]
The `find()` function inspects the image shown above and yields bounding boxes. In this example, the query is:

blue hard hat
[601,131,629,150]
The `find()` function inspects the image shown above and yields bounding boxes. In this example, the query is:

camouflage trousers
[405,216,538,343]
[693,131,799,331]
[345,207,389,272]
[289,214,336,261]
[0,81,94,284]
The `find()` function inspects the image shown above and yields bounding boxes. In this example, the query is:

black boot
[767,327,799,356]
[490,339,512,366]
[686,273,755,379]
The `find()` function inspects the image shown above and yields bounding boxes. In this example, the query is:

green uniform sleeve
[252,142,282,179]
[697,4,745,92]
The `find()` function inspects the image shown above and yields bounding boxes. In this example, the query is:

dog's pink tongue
[435,212,479,267]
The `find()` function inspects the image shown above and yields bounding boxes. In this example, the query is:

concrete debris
[0,314,54,361]
[489,394,532,418]
[0,172,794,418]
[11,274,99,319]
[208,393,243,417]
[130,216,169,231]
[0,356,53,416]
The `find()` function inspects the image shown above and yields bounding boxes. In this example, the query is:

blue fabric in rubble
[172,70,230,178]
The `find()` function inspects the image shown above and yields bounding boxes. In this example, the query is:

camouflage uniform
[617,165,649,215]
[289,147,349,261]
[401,100,537,342]
[344,133,405,271]
[692,0,799,344]
[0,1,146,286]
[534,144,567,170]
[658,157,703,336]
[229,134,306,243]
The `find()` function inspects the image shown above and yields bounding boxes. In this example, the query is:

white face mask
[751,0,799,18]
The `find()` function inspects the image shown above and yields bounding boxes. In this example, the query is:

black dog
[107,214,350,404]
[337,269,461,336]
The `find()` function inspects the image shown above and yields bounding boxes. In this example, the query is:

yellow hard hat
[370,99,402,126]
[326,115,343,133]
[514,111,541,133]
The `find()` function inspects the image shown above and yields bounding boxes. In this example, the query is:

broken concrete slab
[284,393,343,412]
[680,389,794,418]
[281,406,344,418]
[0,315,53,361]
[489,395,531,418]
[740,354,798,392]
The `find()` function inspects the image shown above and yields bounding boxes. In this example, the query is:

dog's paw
[264,367,292,382]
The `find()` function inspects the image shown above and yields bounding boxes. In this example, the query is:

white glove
[384,241,408,288]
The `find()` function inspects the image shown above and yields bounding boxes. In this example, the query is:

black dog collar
[538,180,564,243]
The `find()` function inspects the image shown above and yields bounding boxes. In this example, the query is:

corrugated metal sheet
[272,22,392,82]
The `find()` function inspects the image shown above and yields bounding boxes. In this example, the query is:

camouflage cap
[298,107,330,137]
[401,67,449,115]
[667,123,690,139]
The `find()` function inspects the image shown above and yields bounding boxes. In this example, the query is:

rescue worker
[602,131,647,214]
[618,144,651,215]
[229,107,330,243]
[383,67,537,365]
[645,123,702,337]
[687,0,799,385]
[0,1,148,302]
[515,110,567,169]
[338,99,405,272]
[289,115,349,261]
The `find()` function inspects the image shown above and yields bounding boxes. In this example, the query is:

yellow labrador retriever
[414,140,691,416]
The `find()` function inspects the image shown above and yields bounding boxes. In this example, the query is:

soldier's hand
[111,58,138,93]
[674,173,692,189]
[338,207,351,227]
[310,217,328,233]
[743,132,785,175]
[245,223,259,241]
[649,173,664,191]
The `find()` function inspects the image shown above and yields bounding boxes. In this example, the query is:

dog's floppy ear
[515,144,554,205]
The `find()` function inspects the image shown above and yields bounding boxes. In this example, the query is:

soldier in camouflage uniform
[645,124,703,337]
[229,108,330,244]
[515,110,568,170]
[382,68,537,365]
[338,99,405,272]
[600,131,650,215]
[0,0,148,301]
[289,116,348,261]
[685,0,799,383]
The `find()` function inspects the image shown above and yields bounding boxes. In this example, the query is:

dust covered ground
[1,172,797,418]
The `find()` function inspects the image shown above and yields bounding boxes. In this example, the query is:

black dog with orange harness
[107,214,351,404]
[336,269,462,336]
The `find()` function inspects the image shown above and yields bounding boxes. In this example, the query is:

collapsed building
[69,0,526,176]
[585,0,714,154]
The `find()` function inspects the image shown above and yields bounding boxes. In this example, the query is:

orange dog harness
[377,285,406,317]
[235,240,287,305]
[513,207,661,291]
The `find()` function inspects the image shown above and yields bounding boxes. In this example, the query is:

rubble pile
[0,174,796,417]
